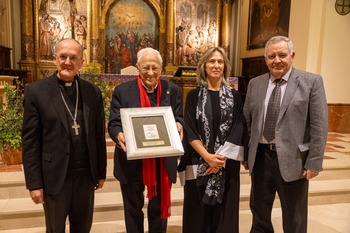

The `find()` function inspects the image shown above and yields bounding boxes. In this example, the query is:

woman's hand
[204,153,226,174]
[189,140,225,174]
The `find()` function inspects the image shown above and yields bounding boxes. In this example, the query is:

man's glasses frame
[55,54,82,63]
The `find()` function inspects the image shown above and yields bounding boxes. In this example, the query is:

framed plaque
[120,106,184,160]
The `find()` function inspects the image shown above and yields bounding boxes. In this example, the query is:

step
[2,203,350,233]
[1,178,350,230]
[1,132,349,232]
[0,185,184,230]
[1,156,350,200]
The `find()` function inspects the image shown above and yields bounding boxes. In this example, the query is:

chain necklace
[59,79,80,135]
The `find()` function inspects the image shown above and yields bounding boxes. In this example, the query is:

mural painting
[175,0,218,66]
[38,0,88,60]
[105,0,158,74]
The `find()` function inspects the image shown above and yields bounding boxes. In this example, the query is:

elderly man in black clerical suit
[22,38,107,233]
[108,47,183,233]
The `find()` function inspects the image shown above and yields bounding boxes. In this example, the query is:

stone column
[90,0,100,64]
[221,0,233,57]
[18,0,35,83]
[165,0,175,66]
[20,0,34,61]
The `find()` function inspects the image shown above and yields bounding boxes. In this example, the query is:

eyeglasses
[140,66,160,73]
[55,54,82,63]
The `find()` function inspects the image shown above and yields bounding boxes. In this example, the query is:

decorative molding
[165,43,174,66]
[90,39,100,61]
[21,35,34,60]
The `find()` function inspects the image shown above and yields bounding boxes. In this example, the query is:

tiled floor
[1,132,350,232]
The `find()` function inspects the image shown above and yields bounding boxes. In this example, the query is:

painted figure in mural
[50,21,62,55]
[175,16,218,65]
[75,20,87,48]
[197,31,207,55]
[121,43,132,68]
[104,29,156,72]
[114,33,122,56]
[39,13,52,59]
[39,0,48,14]
[183,29,199,64]
[176,18,187,65]
[80,15,87,29]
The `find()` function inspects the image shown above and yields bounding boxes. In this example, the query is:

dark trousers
[183,160,240,233]
[43,168,95,233]
[250,145,308,233]
[120,170,167,233]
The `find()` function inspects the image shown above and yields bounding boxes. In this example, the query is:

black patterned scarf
[196,85,234,205]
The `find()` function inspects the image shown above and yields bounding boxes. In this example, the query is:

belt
[259,143,276,151]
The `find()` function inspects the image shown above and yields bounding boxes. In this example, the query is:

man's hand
[303,169,319,180]
[30,189,44,204]
[95,179,105,190]
[242,161,249,170]
[176,122,183,140]
[117,132,126,152]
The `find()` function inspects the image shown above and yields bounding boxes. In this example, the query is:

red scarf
[137,76,171,219]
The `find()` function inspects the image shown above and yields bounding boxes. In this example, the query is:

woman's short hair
[196,47,231,87]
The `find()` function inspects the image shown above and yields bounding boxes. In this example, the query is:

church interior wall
[1,0,350,132]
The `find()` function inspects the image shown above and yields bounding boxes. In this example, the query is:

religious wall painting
[38,0,88,60]
[105,0,158,74]
[175,0,219,66]
[247,0,291,50]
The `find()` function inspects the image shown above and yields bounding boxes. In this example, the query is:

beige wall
[239,0,350,104]
[320,0,350,104]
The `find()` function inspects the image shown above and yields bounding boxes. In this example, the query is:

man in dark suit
[22,38,107,233]
[243,36,328,233]
[108,47,183,233]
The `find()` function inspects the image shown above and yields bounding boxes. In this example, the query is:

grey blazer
[243,68,328,182]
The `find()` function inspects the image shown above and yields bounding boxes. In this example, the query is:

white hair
[136,47,163,65]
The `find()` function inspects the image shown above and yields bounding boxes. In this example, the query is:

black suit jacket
[22,73,107,195]
[108,79,183,184]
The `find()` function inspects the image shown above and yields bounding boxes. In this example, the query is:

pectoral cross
[72,120,80,135]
